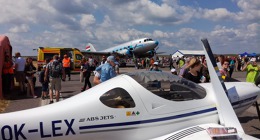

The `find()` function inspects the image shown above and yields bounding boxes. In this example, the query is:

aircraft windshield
[127,71,207,101]
[144,38,153,42]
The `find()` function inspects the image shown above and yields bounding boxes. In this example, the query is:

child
[39,65,48,100]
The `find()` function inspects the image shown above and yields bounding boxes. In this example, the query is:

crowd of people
[2,52,260,104]
[168,55,260,86]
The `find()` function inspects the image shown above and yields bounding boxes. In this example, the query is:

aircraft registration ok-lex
[0,39,259,140]
[81,38,159,58]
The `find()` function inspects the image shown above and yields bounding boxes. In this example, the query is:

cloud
[153,30,170,38]
[80,14,96,28]
[0,0,39,24]
[236,0,260,21]
[198,8,235,21]
[247,23,260,32]
[0,0,259,55]
[9,24,30,33]
[94,0,193,26]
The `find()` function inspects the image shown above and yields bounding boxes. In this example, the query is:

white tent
[172,50,204,58]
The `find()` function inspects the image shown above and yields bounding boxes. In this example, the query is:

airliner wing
[81,51,111,56]
[154,51,165,54]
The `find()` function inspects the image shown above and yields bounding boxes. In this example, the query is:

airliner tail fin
[85,43,97,52]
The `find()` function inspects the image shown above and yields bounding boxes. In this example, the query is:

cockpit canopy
[99,71,207,109]
[127,71,207,101]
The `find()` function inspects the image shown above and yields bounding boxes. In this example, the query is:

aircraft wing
[154,51,166,55]
[150,123,259,140]
[81,51,128,59]
[81,51,111,56]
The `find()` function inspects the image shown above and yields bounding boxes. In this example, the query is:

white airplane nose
[155,41,159,45]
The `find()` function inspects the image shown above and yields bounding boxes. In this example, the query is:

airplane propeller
[154,46,159,55]
[201,38,245,134]
[132,44,137,59]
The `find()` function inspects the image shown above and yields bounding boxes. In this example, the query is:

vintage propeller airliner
[0,39,259,140]
[81,38,159,58]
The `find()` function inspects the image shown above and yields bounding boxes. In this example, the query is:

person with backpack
[44,55,65,104]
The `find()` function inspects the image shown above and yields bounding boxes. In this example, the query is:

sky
[0,0,259,56]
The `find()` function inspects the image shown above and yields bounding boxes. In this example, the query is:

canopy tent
[248,53,257,57]
[0,36,12,99]
[172,50,204,58]
[239,52,249,57]
[240,52,257,57]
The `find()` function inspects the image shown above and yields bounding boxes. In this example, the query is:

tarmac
[2,66,260,139]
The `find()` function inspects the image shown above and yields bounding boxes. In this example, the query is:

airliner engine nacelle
[131,50,155,58]
[126,49,133,57]
[144,50,155,58]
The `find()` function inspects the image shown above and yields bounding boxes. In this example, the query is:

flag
[86,46,91,52]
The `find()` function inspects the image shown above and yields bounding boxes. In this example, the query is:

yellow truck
[37,47,83,71]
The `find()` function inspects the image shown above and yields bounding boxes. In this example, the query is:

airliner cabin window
[127,72,207,101]
[100,88,136,108]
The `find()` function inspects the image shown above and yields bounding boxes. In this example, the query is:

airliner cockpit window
[127,72,207,101]
[100,88,136,108]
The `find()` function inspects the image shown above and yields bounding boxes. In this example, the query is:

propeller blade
[201,38,244,133]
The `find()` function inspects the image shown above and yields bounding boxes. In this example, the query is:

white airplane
[0,40,260,140]
[81,38,159,58]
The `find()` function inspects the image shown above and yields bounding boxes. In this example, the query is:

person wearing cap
[242,57,260,83]
[171,68,177,75]
[39,65,48,100]
[150,61,162,72]
[99,55,118,83]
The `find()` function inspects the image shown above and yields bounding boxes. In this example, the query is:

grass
[0,100,9,113]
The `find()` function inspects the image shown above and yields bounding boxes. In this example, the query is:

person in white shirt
[14,52,26,94]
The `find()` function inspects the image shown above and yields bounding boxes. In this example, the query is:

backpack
[49,61,62,78]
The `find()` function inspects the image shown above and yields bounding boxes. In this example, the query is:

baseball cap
[153,62,159,65]
[107,56,119,64]
[250,58,256,62]
[171,68,176,73]
[43,65,47,68]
